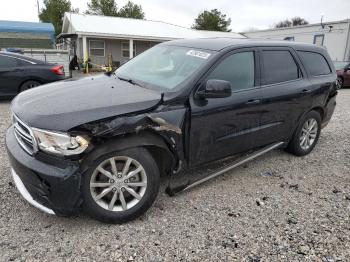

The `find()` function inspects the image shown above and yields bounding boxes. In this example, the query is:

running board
[180,141,285,192]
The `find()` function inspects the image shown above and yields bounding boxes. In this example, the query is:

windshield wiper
[117,76,144,88]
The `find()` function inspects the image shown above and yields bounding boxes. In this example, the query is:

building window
[313,34,324,46]
[89,40,105,57]
[121,41,136,58]
[284,36,295,41]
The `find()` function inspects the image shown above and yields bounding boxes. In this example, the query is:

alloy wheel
[299,118,318,151]
[90,156,147,212]
[21,81,40,91]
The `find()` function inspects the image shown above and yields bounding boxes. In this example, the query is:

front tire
[82,147,160,223]
[286,111,321,156]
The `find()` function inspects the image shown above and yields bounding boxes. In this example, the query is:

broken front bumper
[6,126,82,216]
[11,168,55,214]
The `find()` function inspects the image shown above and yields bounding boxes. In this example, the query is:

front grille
[12,115,37,155]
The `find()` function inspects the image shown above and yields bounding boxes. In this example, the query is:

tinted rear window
[261,50,300,85]
[297,51,331,76]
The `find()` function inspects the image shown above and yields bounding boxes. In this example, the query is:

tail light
[50,65,64,75]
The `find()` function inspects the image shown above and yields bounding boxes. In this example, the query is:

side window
[0,55,18,68]
[297,51,331,76]
[89,40,105,57]
[207,51,255,91]
[261,50,300,85]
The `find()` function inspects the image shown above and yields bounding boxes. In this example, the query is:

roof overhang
[57,33,78,40]
[61,13,245,42]
[74,31,176,41]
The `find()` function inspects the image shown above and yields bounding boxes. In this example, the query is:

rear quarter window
[297,51,331,76]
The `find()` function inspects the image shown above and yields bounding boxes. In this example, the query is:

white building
[242,19,350,61]
[60,13,245,67]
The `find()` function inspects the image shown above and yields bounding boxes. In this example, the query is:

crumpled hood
[11,74,162,131]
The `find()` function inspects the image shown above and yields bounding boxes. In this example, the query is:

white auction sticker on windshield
[186,50,211,59]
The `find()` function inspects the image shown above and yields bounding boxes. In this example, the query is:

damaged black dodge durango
[6,38,337,223]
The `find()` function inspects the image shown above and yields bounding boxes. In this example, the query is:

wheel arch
[310,106,325,120]
[81,131,176,178]
[18,78,43,92]
[287,106,325,144]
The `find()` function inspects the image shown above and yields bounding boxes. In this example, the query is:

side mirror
[196,79,232,99]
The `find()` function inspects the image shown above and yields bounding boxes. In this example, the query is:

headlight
[32,128,89,156]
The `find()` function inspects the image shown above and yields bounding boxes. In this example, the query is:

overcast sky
[1,0,349,32]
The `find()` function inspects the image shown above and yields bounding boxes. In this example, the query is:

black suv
[6,38,337,223]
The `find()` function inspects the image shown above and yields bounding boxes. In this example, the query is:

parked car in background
[6,39,337,223]
[0,52,65,98]
[4,48,24,54]
[334,61,350,88]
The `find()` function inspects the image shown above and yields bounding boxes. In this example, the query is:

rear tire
[19,80,41,92]
[81,147,160,223]
[286,111,321,156]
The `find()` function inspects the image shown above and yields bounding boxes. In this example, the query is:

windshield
[115,45,214,91]
[333,61,349,70]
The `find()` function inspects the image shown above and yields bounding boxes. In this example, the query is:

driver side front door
[189,48,263,168]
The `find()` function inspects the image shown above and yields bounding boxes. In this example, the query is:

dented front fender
[79,103,191,193]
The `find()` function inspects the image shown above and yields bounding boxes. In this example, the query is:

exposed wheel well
[311,107,324,120]
[144,145,174,178]
[82,131,176,178]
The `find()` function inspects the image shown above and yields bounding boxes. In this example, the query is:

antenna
[321,13,325,29]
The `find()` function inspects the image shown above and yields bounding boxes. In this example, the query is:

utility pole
[37,0,40,21]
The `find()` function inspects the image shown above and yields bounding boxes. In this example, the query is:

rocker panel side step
[181,141,285,192]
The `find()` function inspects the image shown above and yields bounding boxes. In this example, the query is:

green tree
[118,1,145,19]
[85,0,118,16]
[39,0,77,35]
[291,17,309,26]
[275,17,309,28]
[275,19,292,28]
[85,0,144,19]
[192,9,231,32]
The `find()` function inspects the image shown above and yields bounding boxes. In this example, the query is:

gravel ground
[0,90,350,262]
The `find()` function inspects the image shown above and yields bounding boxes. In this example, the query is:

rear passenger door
[256,47,312,145]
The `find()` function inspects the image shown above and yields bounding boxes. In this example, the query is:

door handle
[246,99,261,105]
[301,89,312,93]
